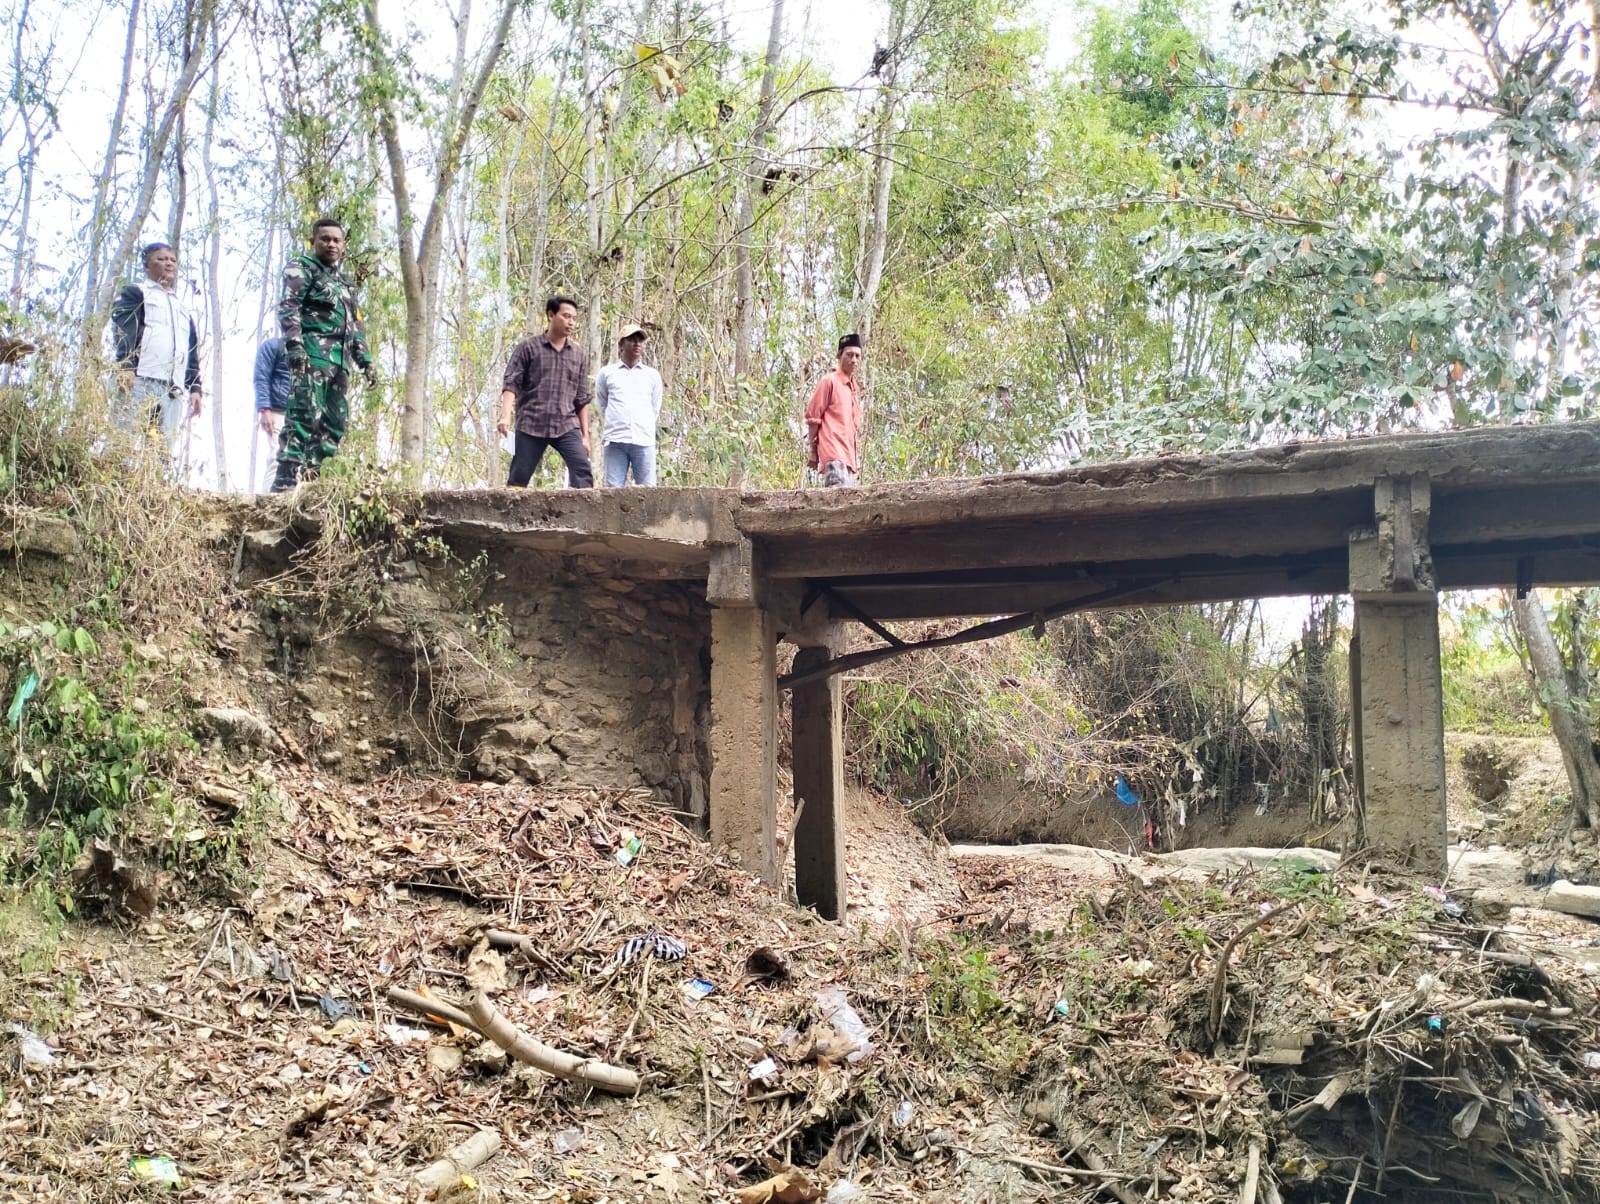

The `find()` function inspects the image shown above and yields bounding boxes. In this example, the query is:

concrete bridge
[427,421,1600,919]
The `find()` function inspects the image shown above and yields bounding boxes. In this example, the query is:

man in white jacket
[110,243,203,453]
[595,323,663,486]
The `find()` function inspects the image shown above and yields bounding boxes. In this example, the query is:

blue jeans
[604,442,656,487]
[113,377,187,444]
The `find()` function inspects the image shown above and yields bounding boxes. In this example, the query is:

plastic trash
[614,930,688,965]
[682,978,715,1001]
[825,1179,864,1203]
[6,1023,54,1067]
[817,989,873,1063]
[1426,1015,1444,1034]
[893,1100,915,1126]
[7,670,38,729]
[1114,773,1140,807]
[1052,999,1071,1018]
[553,1128,583,1155]
[748,1057,778,1080]
[614,831,643,867]
[1582,1051,1600,1070]
[319,994,355,1022]
[129,1156,182,1187]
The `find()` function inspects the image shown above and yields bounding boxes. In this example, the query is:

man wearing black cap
[804,333,863,486]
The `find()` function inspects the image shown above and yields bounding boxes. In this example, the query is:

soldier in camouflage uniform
[271,218,376,492]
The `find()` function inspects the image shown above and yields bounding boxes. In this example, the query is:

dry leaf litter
[1,773,1598,1203]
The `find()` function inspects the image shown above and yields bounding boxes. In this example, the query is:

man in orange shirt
[805,333,864,486]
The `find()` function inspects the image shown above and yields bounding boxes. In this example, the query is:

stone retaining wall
[474,549,713,821]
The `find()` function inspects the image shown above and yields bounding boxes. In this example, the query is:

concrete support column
[708,539,779,884]
[1349,596,1446,870]
[790,645,846,921]
[1349,475,1447,873]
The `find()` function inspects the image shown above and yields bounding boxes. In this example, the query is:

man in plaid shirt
[497,294,594,488]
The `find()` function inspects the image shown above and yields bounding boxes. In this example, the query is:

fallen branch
[1060,1123,1142,1204]
[959,1150,1137,1183]
[1208,902,1299,1043]
[467,991,642,1095]
[1240,1139,1262,1204]
[388,987,479,1034]
[1444,997,1573,1020]
[388,986,643,1094]
[413,1129,501,1198]
[485,928,564,976]
[1286,1074,1351,1124]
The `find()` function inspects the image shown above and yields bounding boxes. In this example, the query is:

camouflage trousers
[271,361,349,492]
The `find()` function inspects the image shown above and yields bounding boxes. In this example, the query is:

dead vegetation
[2,767,1598,1204]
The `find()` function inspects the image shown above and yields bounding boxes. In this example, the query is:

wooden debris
[466,991,643,1095]
[412,1129,501,1198]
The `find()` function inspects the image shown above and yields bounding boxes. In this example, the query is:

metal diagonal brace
[822,585,905,648]
[777,578,1170,692]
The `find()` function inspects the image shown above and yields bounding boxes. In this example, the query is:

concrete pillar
[791,645,846,921]
[1349,475,1446,873]
[708,540,779,884]
[1347,626,1365,808]
[1349,596,1446,869]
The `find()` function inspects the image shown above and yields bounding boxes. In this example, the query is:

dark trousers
[508,428,593,489]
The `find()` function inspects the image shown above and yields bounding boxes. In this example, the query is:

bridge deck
[421,421,1600,897]
[426,421,1600,618]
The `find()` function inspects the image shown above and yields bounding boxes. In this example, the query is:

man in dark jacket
[271,218,376,491]
[253,335,290,436]
[110,242,203,449]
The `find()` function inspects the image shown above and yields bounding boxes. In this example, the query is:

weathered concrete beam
[756,495,1370,580]
[424,488,729,571]
[736,420,1600,536]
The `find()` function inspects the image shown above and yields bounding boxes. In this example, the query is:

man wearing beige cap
[595,323,664,486]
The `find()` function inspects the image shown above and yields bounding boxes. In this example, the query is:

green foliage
[919,933,1029,1068]
[846,632,1079,810]
[0,619,192,890]
[1441,602,1542,735]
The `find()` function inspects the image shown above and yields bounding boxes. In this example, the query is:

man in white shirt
[109,242,203,454]
[595,324,663,487]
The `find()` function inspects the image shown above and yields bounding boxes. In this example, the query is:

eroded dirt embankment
[3,484,1600,1203]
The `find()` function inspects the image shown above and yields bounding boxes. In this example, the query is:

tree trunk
[91,0,216,324]
[731,0,784,380]
[9,0,43,303]
[1513,591,1600,828]
[578,0,603,374]
[81,0,143,328]
[486,109,528,482]
[200,15,225,489]
[369,0,518,471]
[853,0,906,346]
[523,48,569,331]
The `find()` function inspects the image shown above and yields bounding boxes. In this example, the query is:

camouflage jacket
[278,253,372,370]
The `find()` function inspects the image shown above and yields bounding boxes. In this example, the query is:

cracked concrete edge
[734,421,1600,533]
